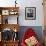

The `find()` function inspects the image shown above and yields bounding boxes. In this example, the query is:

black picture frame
[25,7,36,20]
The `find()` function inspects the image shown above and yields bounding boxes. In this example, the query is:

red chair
[21,28,41,46]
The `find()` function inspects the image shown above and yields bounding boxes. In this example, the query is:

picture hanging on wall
[25,7,36,20]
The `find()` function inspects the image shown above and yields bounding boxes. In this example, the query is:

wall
[0,0,44,44]
[18,0,44,26]
[0,0,44,26]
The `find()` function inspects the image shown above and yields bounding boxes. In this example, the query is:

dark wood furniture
[0,7,19,46]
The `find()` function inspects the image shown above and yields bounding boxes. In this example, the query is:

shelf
[0,7,19,8]
[0,7,19,16]
[0,7,19,24]
[0,7,19,46]
[2,40,19,43]
[0,24,20,32]
[1,14,19,16]
[1,15,18,24]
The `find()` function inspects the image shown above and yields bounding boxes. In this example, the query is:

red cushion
[21,28,41,46]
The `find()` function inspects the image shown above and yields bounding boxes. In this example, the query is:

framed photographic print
[25,7,36,20]
[2,10,9,15]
